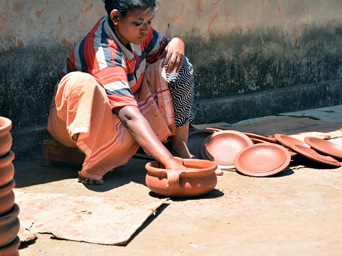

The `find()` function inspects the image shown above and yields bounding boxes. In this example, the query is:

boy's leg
[166,57,196,158]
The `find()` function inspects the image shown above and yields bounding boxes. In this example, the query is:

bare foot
[78,176,104,185]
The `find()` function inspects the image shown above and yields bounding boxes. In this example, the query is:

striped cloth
[61,15,169,109]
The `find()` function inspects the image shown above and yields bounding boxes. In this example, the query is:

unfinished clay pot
[0,179,15,216]
[274,134,308,149]
[0,236,20,256]
[290,144,341,167]
[0,204,20,248]
[200,130,253,165]
[0,151,15,188]
[145,158,218,197]
[234,143,291,177]
[304,137,342,159]
[187,129,214,159]
[0,117,12,158]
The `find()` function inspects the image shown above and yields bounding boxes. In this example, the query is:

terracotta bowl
[0,204,20,248]
[0,117,12,158]
[290,144,341,167]
[304,137,342,159]
[200,130,253,165]
[0,151,15,187]
[145,158,218,197]
[187,129,214,159]
[234,143,291,177]
[0,179,15,216]
[0,236,20,256]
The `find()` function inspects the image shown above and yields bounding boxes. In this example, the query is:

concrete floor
[14,152,342,256]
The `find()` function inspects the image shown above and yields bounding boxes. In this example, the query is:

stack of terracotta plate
[0,117,21,256]
[188,128,342,178]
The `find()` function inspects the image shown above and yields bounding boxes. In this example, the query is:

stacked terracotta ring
[0,116,21,255]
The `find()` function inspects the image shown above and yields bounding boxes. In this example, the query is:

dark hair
[102,0,159,17]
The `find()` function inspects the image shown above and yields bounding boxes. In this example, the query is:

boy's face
[111,7,155,47]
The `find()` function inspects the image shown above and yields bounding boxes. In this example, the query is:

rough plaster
[0,0,342,128]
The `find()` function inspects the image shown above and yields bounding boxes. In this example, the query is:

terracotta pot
[0,117,12,158]
[0,204,20,248]
[0,236,20,256]
[0,151,15,188]
[0,179,16,216]
[304,136,342,159]
[145,158,218,197]
[187,129,214,159]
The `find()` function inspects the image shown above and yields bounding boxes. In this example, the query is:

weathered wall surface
[0,0,342,157]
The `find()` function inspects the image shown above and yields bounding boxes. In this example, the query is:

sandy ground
[13,153,342,256]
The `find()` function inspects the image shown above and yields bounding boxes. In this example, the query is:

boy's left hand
[160,37,185,73]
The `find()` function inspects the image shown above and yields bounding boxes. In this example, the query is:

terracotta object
[0,179,15,216]
[0,204,20,248]
[251,138,273,144]
[187,129,214,159]
[304,137,342,159]
[290,144,341,167]
[274,134,308,148]
[234,143,291,177]
[0,151,15,187]
[0,117,12,158]
[145,158,218,197]
[0,236,20,256]
[244,132,277,143]
[200,130,253,165]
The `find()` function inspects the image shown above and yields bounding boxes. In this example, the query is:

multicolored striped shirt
[61,16,169,109]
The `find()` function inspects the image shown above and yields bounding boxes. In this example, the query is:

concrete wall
[1,0,342,157]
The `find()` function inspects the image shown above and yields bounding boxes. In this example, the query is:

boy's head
[102,0,159,18]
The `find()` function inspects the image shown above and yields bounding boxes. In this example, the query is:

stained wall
[1,0,342,129]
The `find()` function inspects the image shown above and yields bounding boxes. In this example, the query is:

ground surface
[13,153,342,256]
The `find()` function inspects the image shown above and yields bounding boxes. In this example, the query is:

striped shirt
[61,16,169,109]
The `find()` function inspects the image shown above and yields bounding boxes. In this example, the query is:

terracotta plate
[234,143,291,177]
[201,130,253,165]
[187,130,214,159]
[244,132,277,143]
[290,144,341,167]
[274,134,308,148]
[304,136,342,159]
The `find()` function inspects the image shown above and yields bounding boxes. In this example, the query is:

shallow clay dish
[290,144,341,167]
[0,236,20,256]
[274,134,308,148]
[201,130,253,165]
[234,143,291,177]
[304,137,342,159]
[244,132,277,143]
[145,158,218,197]
[187,130,214,159]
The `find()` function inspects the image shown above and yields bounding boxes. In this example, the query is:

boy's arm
[113,105,187,170]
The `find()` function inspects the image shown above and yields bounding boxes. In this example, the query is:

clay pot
[0,179,16,216]
[0,204,20,248]
[0,236,20,256]
[0,117,12,158]
[0,151,15,188]
[145,158,218,197]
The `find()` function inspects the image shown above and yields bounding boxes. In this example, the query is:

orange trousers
[47,61,176,181]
